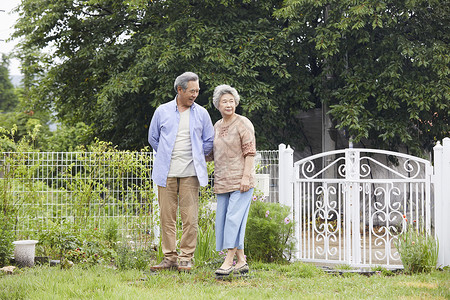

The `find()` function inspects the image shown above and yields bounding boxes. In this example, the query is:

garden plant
[396,216,439,274]
[245,194,295,263]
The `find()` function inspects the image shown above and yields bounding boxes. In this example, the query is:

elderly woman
[210,84,256,276]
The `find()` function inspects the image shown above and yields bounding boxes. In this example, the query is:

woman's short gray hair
[212,84,240,109]
[174,72,199,93]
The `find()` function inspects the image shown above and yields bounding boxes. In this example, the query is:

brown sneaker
[177,260,192,272]
[150,258,178,271]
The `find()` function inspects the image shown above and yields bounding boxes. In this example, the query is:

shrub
[37,220,81,260]
[65,248,88,263]
[396,216,439,274]
[65,247,104,266]
[245,196,294,263]
[0,217,14,267]
[104,219,119,249]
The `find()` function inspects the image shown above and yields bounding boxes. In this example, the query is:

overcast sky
[1,0,22,76]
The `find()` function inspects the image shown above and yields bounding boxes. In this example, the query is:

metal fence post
[346,149,361,265]
[279,144,296,260]
[278,144,294,210]
[152,150,160,241]
[434,137,450,267]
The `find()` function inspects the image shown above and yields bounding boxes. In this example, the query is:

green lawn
[1,262,449,299]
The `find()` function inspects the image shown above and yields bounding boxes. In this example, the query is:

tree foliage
[0,55,18,112]
[12,0,450,152]
[0,54,92,152]
[14,0,306,149]
[277,0,450,153]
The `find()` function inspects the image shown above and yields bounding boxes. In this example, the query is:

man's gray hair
[212,84,240,109]
[174,72,199,93]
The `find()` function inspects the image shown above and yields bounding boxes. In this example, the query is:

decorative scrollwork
[363,183,372,194]
[314,234,339,257]
[359,156,423,179]
[315,234,325,255]
[328,237,338,256]
[390,186,401,196]
[338,164,346,177]
[300,157,345,179]
[390,237,401,260]
[403,159,421,178]
[388,187,402,211]
[374,187,387,210]
[387,211,403,232]
[301,160,316,178]
[371,215,388,238]
[314,185,337,196]
[314,209,338,233]
[374,237,387,260]
[360,163,371,178]
[316,246,325,256]
[315,185,337,208]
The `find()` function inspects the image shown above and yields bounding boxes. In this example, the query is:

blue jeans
[215,188,254,251]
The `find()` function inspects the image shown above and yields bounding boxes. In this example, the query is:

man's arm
[148,109,160,151]
[202,111,215,155]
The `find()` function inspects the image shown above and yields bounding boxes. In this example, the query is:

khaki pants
[158,176,199,262]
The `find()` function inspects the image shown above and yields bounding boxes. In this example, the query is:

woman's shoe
[215,266,234,276]
[233,263,249,274]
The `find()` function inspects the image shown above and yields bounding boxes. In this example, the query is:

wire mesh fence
[255,150,279,203]
[1,150,279,238]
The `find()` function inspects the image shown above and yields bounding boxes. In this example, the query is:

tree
[276,0,450,154]
[14,0,314,150]
[13,0,449,153]
[0,52,91,152]
[0,55,18,112]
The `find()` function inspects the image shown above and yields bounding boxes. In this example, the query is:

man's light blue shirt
[148,97,214,187]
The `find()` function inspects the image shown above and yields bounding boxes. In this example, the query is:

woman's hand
[240,176,250,193]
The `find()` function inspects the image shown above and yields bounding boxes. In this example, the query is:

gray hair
[174,72,199,93]
[212,84,240,109]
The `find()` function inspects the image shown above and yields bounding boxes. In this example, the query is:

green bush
[37,220,81,260]
[104,219,119,249]
[65,248,88,263]
[65,247,105,266]
[396,217,439,274]
[0,217,14,267]
[245,197,294,263]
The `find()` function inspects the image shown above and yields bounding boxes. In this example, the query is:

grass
[1,262,449,299]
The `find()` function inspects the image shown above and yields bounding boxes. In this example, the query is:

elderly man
[148,72,214,272]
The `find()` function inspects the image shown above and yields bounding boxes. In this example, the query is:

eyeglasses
[187,89,200,95]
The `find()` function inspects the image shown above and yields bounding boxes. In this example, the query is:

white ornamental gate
[292,148,433,268]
